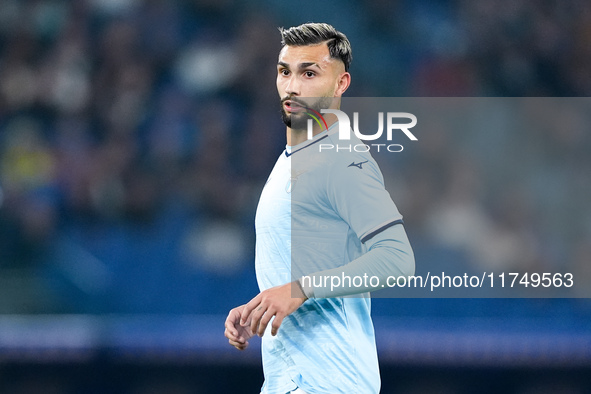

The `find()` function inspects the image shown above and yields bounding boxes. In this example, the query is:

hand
[240,281,307,337]
[225,304,254,350]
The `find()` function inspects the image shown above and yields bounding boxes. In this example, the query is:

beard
[280,96,334,130]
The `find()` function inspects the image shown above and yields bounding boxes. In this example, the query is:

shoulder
[321,132,382,180]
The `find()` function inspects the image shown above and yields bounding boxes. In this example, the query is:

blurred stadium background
[0,0,590,392]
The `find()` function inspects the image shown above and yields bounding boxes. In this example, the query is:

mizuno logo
[348,160,368,169]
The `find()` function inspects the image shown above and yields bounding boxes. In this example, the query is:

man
[225,23,414,394]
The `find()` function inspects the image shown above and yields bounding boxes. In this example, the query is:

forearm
[300,224,415,298]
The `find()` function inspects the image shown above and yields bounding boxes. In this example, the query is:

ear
[335,72,351,97]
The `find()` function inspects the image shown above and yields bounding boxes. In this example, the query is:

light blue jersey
[255,124,403,394]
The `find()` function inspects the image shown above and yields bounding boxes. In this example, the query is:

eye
[280,69,290,76]
[304,71,315,78]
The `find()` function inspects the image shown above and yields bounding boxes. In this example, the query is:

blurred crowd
[0,0,590,315]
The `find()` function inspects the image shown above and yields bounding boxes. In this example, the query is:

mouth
[283,99,307,113]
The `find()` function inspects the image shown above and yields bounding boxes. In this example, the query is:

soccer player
[224,23,414,394]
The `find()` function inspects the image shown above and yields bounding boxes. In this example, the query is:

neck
[286,113,337,146]
[286,127,314,146]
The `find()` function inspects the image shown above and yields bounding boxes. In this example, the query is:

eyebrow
[277,61,322,70]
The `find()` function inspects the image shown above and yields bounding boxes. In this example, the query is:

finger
[249,305,267,335]
[271,314,285,336]
[224,327,241,341]
[224,321,236,336]
[257,308,276,337]
[229,338,249,350]
[225,308,239,323]
[240,295,262,325]
[224,319,239,338]
[225,309,241,331]
[228,336,245,345]
[226,326,246,343]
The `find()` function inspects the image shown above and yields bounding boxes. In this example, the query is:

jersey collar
[285,123,336,157]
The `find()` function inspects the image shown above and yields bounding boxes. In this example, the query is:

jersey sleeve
[326,154,403,244]
[302,222,415,298]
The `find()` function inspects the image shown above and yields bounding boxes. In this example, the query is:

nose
[285,75,300,96]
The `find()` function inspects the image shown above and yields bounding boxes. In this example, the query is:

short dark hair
[279,23,352,72]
